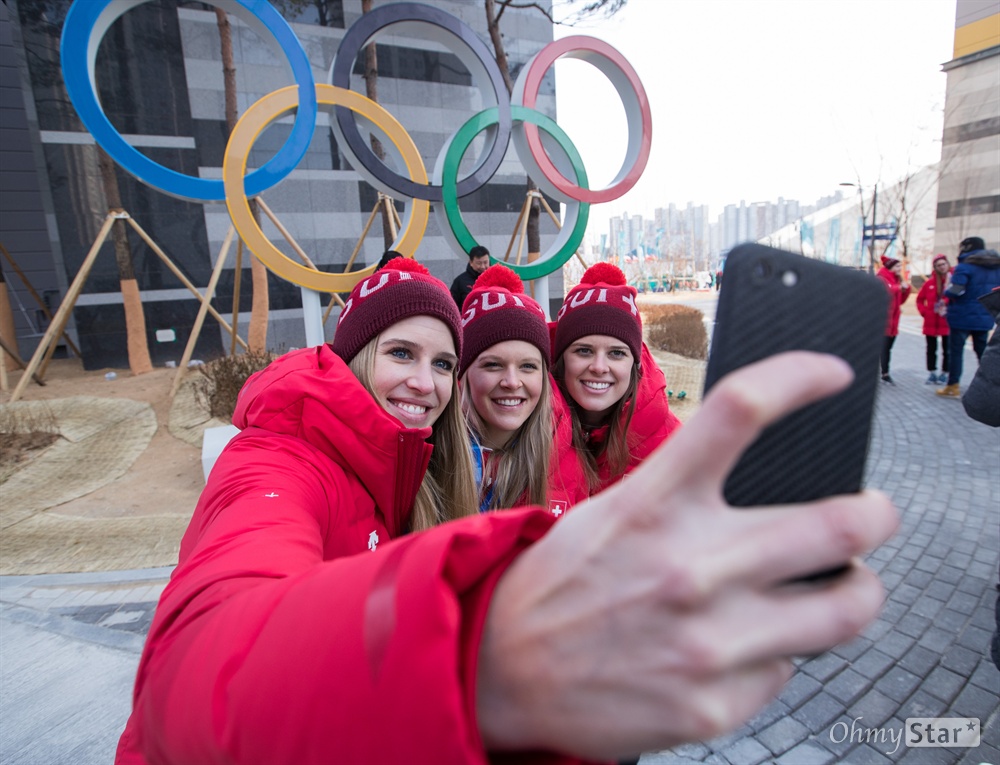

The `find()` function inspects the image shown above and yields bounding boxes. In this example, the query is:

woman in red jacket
[551,263,680,495]
[876,254,912,383]
[116,260,898,765]
[460,264,558,513]
[916,255,951,384]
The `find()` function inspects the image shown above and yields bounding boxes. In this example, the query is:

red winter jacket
[114,345,576,765]
[916,273,950,336]
[549,329,681,497]
[877,266,911,336]
[547,381,591,510]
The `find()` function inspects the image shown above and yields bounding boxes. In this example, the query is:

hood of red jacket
[232,345,433,536]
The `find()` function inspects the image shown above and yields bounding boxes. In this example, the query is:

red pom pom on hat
[580,262,627,286]
[474,263,525,293]
[381,256,429,276]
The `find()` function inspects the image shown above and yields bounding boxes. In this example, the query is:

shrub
[642,304,708,360]
[0,403,60,478]
[193,350,277,422]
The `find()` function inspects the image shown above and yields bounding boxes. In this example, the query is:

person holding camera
[115,258,897,765]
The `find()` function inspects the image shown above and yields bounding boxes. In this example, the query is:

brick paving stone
[840,744,893,764]
[802,653,847,682]
[957,576,990,596]
[908,597,945,620]
[900,689,949,719]
[877,667,923,703]
[662,742,710,761]
[852,648,896,678]
[913,556,943,574]
[797,692,846,734]
[896,613,932,639]
[936,566,965,585]
[873,630,916,662]
[775,742,835,764]
[945,551,974,569]
[898,644,939,677]
[777,673,822,709]
[757,717,810,754]
[748,699,791,733]
[834,636,873,663]
[924,666,966,703]
[963,742,1000,765]
[950,683,1000,721]
[719,737,772,765]
[827,668,871,705]
[967,561,996,580]
[880,599,909,622]
[903,569,936,589]
[918,626,957,653]
[941,644,987,676]
[897,744,964,764]
[847,689,899,728]
[956,625,993,654]
[923,580,956,602]
[701,725,753,754]
[949,593,984,616]
[969,658,1000,691]
[819,714,861,759]
[879,571,904,590]
[862,618,894,641]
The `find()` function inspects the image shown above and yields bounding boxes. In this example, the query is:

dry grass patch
[193,350,277,422]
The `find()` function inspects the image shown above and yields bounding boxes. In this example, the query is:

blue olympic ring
[60,0,317,202]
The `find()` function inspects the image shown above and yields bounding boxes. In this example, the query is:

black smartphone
[704,243,887,511]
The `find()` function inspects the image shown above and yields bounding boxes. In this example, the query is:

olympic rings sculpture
[60,0,651,291]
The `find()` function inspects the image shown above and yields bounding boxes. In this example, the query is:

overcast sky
[549,0,957,224]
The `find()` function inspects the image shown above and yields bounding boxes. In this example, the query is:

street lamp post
[841,181,877,274]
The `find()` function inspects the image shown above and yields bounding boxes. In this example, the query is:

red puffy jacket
[877,266,911,336]
[114,345,578,765]
[916,273,950,336]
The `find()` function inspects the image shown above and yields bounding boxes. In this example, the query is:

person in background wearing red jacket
[916,255,951,384]
[551,263,681,495]
[876,254,912,384]
[115,262,899,765]
[459,264,578,515]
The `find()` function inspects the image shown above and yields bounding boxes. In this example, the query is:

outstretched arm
[476,351,898,759]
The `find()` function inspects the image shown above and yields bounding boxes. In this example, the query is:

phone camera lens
[751,259,772,281]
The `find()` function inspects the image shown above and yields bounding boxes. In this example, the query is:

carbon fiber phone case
[704,244,888,507]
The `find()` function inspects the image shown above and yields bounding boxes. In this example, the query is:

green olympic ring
[437,105,589,282]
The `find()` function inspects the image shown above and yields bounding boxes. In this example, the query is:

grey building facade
[0,0,562,369]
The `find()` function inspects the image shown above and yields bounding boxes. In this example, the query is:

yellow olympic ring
[223,84,430,293]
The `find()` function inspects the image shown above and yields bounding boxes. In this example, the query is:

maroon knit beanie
[331,257,462,363]
[881,255,900,269]
[459,264,550,376]
[553,262,642,363]
[932,254,950,268]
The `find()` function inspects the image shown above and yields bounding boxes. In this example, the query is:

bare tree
[483,0,628,273]
[215,8,270,352]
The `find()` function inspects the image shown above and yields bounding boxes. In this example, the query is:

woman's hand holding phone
[476,351,899,761]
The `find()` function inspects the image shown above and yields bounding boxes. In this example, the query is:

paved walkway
[1,312,997,765]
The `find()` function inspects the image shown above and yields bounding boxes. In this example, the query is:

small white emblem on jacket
[368,530,379,552]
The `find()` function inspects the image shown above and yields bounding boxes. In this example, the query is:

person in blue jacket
[937,236,1000,397]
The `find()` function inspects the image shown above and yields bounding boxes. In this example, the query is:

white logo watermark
[829,716,980,756]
